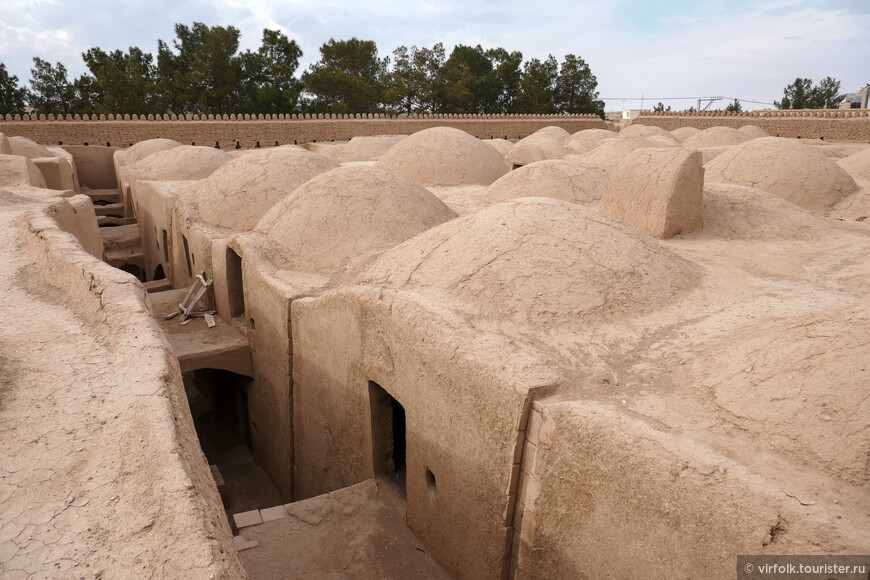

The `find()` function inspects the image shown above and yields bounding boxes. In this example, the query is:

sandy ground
[0,199,125,578]
[0,197,239,579]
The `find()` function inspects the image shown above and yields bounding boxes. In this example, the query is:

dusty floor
[238,480,448,579]
[194,412,283,527]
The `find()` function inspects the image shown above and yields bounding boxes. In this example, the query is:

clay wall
[22,197,244,578]
[635,109,870,141]
[227,244,316,501]
[48,193,103,259]
[512,399,869,579]
[0,114,607,149]
[290,286,535,580]
[62,144,119,189]
[131,180,186,283]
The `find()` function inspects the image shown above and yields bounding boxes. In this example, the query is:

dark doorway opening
[120,263,145,282]
[369,381,406,496]
[226,248,245,318]
[183,369,282,523]
[152,264,166,281]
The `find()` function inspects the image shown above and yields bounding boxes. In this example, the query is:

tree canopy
[725,99,742,112]
[0,63,27,114]
[301,38,388,113]
[775,77,844,109]
[1,23,606,117]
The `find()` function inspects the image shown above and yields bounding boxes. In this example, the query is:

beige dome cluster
[2,116,869,580]
[359,197,701,327]
[480,159,606,205]
[704,137,859,214]
[188,146,340,231]
[375,127,508,186]
[256,166,456,274]
[125,145,231,183]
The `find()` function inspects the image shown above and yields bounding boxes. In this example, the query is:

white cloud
[0,20,77,82]
[0,0,865,108]
[593,1,869,108]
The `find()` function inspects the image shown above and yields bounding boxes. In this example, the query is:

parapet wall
[23,198,245,578]
[0,113,608,148]
[636,109,870,142]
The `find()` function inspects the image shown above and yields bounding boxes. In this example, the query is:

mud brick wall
[635,109,870,142]
[0,113,608,148]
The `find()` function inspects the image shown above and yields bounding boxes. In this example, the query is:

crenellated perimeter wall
[635,109,870,142]
[0,112,608,148]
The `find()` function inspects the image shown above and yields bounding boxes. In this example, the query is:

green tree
[384,43,445,114]
[155,39,183,111]
[515,55,559,113]
[486,47,523,113]
[652,102,671,112]
[156,22,243,113]
[82,46,159,114]
[28,57,76,115]
[775,77,843,109]
[775,77,813,109]
[439,45,496,113]
[0,63,27,114]
[725,98,742,112]
[72,74,101,114]
[302,38,387,113]
[809,76,843,109]
[245,29,304,113]
[554,54,603,116]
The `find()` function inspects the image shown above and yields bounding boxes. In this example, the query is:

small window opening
[162,230,169,263]
[369,381,406,496]
[426,468,436,489]
[153,264,166,281]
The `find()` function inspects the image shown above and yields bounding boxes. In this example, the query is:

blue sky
[0,0,867,110]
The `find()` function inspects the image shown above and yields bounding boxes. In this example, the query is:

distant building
[839,85,869,109]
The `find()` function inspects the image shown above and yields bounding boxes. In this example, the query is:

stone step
[143,278,172,293]
[104,246,143,269]
[98,216,138,227]
[100,223,140,250]
[93,202,126,217]
[86,189,122,204]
